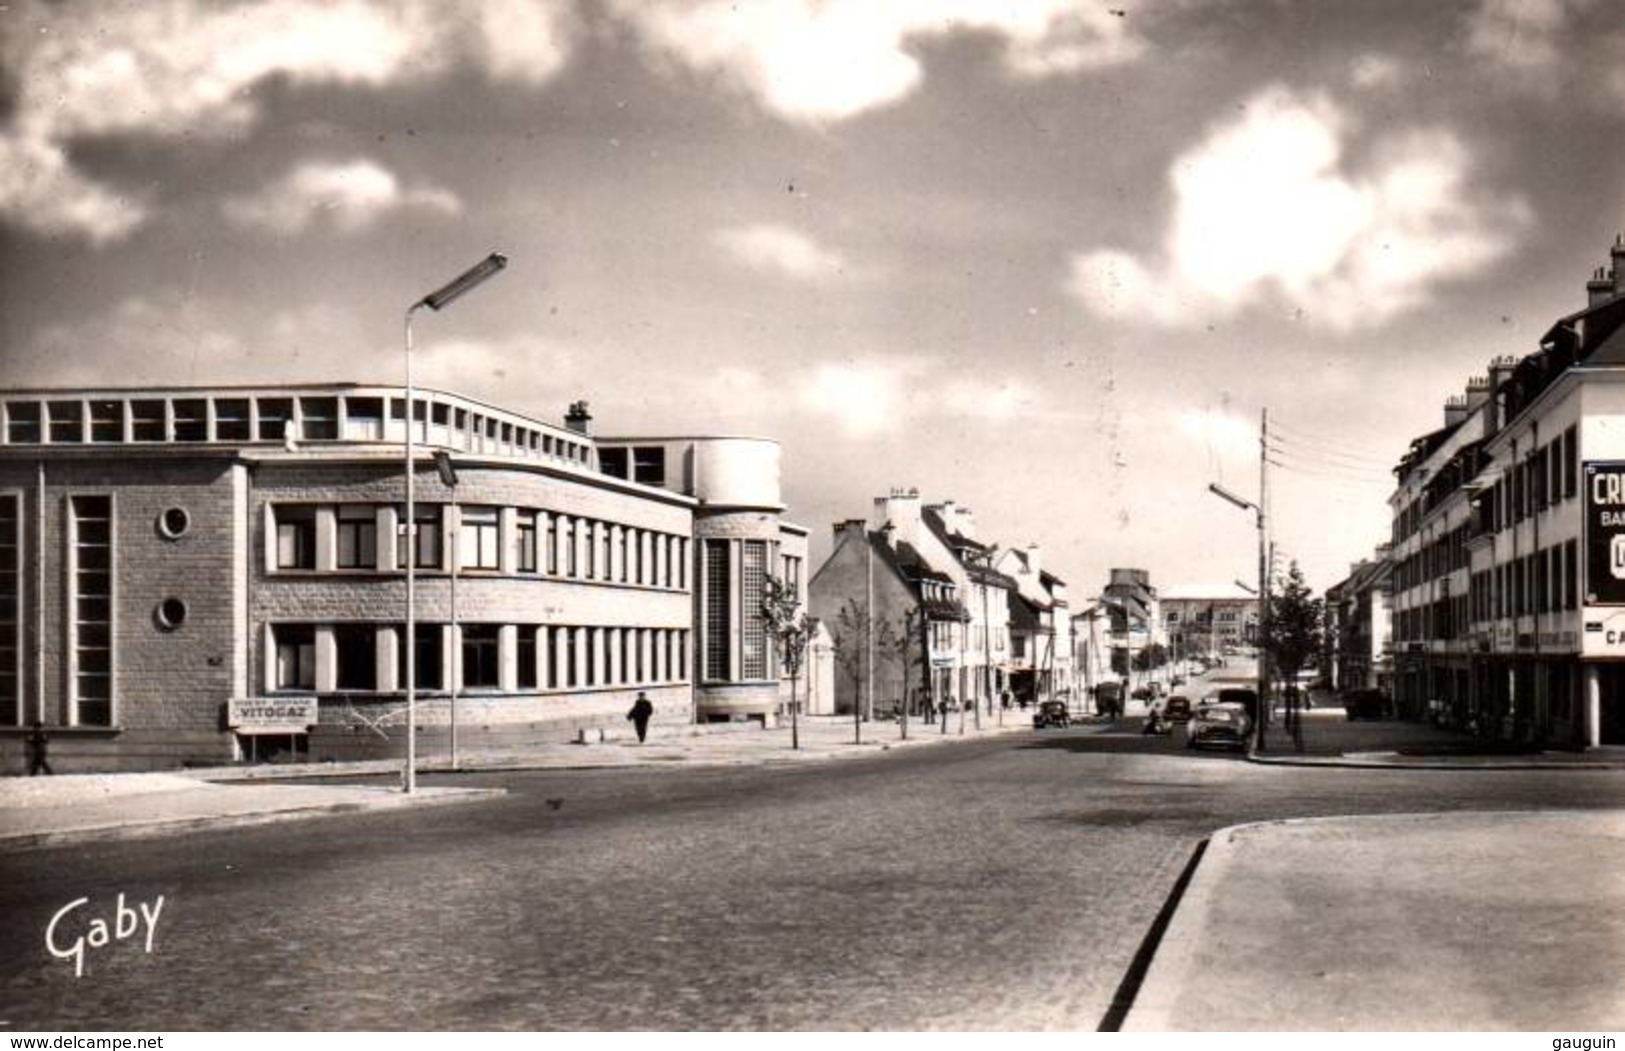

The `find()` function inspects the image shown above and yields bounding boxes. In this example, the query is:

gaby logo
[46,893,165,978]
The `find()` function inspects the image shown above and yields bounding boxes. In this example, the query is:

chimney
[874,488,923,548]
[1587,265,1614,308]
[1464,374,1490,413]
[1443,393,1469,428]
[1025,543,1041,578]
[834,518,867,541]
[564,400,592,435]
[1612,233,1625,298]
[1486,355,1519,432]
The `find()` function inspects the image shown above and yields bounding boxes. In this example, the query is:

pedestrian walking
[27,720,53,776]
[627,692,654,743]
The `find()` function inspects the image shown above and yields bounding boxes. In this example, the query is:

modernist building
[0,384,807,772]
[1388,234,1625,745]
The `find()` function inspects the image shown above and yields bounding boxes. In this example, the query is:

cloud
[1067,85,1527,332]
[223,159,461,234]
[800,360,916,436]
[608,0,1147,124]
[1462,0,1574,72]
[0,0,575,243]
[714,223,848,280]
[1348,53,1405,91]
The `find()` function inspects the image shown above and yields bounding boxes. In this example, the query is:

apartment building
[1389,235,1625,745]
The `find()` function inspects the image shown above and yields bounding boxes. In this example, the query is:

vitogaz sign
[228,697,318,734]
[1586,462,1625,605]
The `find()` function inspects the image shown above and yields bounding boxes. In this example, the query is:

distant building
[1324,549,1392,693]
[1158,583,1259,658]
[995,545,1072,705]
[0,384,807,771]
[1099,568,1161,677]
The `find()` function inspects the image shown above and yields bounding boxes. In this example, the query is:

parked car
[1131,684,1154,701]
[1214,687,1260,723]
[1094,683,1124,719]
[1033,699,1071,729]
[1344,688,1388,721]
[1163,695,1193,722]
[1187,702,1251,751]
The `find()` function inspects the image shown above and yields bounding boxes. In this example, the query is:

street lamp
[1207,481,1268,752]
[403,252,507,794]
[434,451,460,773]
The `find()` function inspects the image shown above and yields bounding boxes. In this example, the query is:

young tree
[1262,561,1325,740]
[761,574,813,750]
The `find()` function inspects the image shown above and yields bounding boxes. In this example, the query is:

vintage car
[1187,702,1251,751]
[1033,699,1071,729]
[1162,695,1194,723]
[1344,688,1389,721]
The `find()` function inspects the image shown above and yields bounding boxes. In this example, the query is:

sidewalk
[1243,708,1625,768]
[0,773,505,851]
[1125,809,1625,1030]
[0,712,1036,850]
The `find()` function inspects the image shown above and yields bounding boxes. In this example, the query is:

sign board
[1581,609,1625,657]
[229,697,318,734]
[1585,462,1625,605]
[930,656,956,668]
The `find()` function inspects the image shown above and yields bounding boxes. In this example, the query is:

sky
[3,0,1624,598]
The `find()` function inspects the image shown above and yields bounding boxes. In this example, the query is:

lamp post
[403,252,507,794]
[1208,480,1268,752]
[433,452,460,771]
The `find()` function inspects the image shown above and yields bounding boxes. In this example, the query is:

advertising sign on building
[1586,462,1625,605]
[228,697,318,734]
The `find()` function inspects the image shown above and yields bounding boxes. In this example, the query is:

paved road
[4,725,1623,1031]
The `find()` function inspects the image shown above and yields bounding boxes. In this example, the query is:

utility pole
[1256,407,1271,752]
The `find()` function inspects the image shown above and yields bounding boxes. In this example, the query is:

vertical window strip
[72,495,113,726]
[741,539,766,679]
[705,540,729,680]
[0,494,19,725]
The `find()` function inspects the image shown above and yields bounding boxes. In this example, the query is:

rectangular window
[518,628,537,689]
[583,520,597,578]
[0,494,19,725]
[1564,425,1578,500]
[742,539,767,679]
[462,625,500,688]
[598,447,628,478]
[256,398,292,442]
[6,402,41,443]
[545,515,558,575]
[275,625,317,690]
[131,400,166,442]
[1566,538,1579,610]
[705,540,730,680]
[215,398,251,440]
[459,507,500,570]
[300,397,338,441]
[71,497,113,725]
[344,397,384,440]
[274,506,317,570]
[48,401,83,443]
[336,506,377,569]
[633,447,666,487]
[516,513,538,573]
[398,506,441,569]
[398,623,442,692]
[173,399,208,442]
[546,627,560,689]
[334,625,377,691]
[564,517,577,577]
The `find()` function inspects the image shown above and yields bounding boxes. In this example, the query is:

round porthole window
[155,598,188,631]
[157,507,190,540]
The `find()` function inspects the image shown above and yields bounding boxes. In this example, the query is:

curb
[0,786,507,852]
[1244,752,1625,771]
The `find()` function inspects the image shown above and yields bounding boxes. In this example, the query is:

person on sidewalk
[27,720,53,776]
[627,692,654,743]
